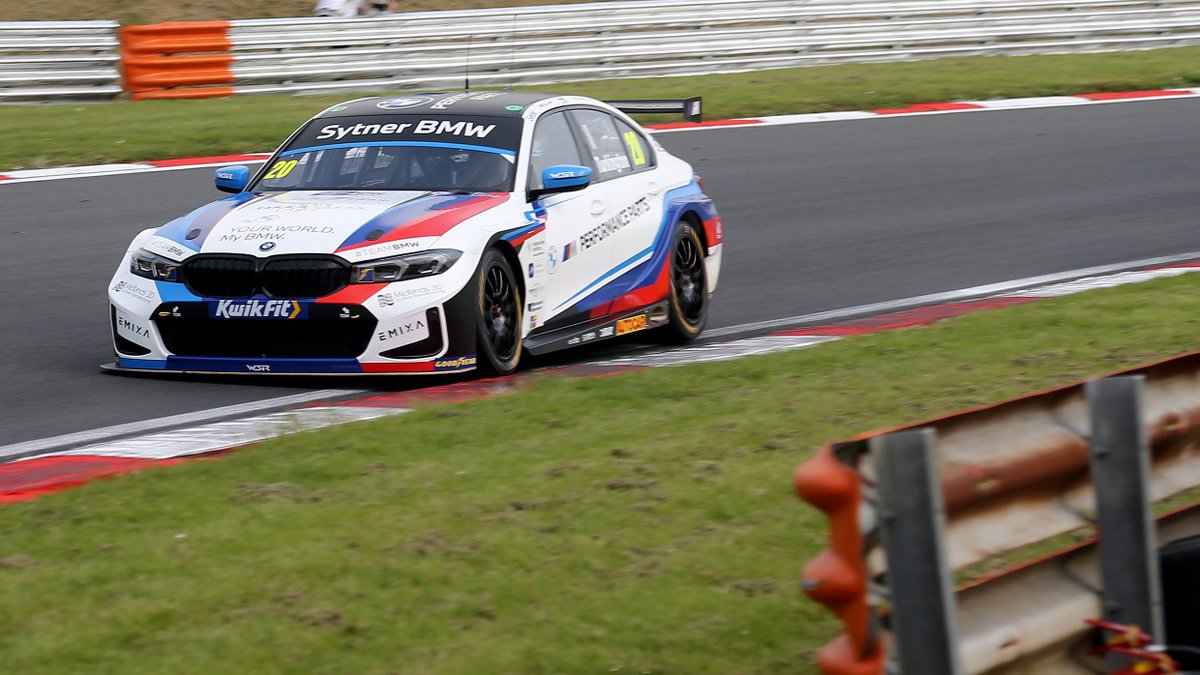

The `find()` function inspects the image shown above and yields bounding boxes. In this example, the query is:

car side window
[567,109,633,182]
[614,119,655,173]
[528,112,585,191]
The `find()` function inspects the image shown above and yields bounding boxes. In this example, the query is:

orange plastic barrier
[794,447,884,675]
[119,22,235,100]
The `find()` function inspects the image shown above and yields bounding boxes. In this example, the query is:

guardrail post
[871,428,963,675]
[1086,375,1163,667]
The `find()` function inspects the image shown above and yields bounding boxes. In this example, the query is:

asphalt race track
[2,98,1198,446]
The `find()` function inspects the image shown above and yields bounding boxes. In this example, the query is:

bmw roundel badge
[376,96,432,110]
[260,241,277,252]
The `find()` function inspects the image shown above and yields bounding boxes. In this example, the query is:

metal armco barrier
[796,350,1200,674]
[118,0,1200,100]
[0,21,121,101]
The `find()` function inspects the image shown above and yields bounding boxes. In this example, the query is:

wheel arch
[491,240,527,306]
[677,209,707,253]
[472,243,525,375]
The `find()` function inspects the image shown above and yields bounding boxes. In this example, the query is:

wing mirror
[214,165,251,193]
[530,164,592,201]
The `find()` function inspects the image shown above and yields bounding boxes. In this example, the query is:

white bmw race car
[107,91,723,375]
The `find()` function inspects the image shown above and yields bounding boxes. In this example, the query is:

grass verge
[3,47,1199,170]
[3,274,1200,673]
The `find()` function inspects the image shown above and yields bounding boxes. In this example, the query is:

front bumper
[107,253,481,375]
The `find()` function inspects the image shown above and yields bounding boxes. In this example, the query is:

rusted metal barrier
[796,350,1200,673]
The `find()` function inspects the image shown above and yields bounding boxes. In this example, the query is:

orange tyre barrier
[795,446,884,675]
[119,22,234,100]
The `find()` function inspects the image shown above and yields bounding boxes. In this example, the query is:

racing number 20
[264,159,299,180]
[622,131,647,167]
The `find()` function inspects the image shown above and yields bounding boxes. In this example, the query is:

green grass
[4,46,1200,170]
[3,274,1200,673]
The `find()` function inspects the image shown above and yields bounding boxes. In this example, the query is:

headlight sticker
[377,284,444,307]
[111,280,157,304]
[143,237,191,261]
[342,238,433,262]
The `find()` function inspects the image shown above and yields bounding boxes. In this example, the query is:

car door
[566,109,664,317]
[527,110,611,328]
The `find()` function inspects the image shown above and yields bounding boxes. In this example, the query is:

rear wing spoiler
[605,97,702,123]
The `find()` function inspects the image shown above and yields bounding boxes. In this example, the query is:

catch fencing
[119,0,1200,100]
[795,350,1200,673]
[0,21,121,101]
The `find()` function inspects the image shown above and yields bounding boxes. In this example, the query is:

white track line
[703,251,1200,339]
[606,259,1200,368]
[47,406,404,461]
[590,335,836,367]
[0,388,365,462]
[651,89,1200,134]
[0,159,271,185]
[1007,267,1200,297]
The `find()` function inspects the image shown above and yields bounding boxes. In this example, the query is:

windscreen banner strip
[288,115,522,154]
[281,140,515,158]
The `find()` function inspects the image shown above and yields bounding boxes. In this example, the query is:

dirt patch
[406,530,479,557]
[758,439,789,452]
[235,482,322,503]
[227,605,284,620]
[0,554,36,569]
[544,463,579,478]
[1011,349,1072,366]
[362,462,391,474]
[507,498,569,511]
[296,608,343,628]
[606,478,659,491]
[618,547,664,577]
[727,579,778,597]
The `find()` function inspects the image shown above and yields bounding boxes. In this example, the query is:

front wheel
[662,220,709,343]
[474,248,523,375]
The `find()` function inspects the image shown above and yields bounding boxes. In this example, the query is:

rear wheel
[662,220,708,342]
[475,248,523,375]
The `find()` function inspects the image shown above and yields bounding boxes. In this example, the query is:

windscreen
[253,114,522,192]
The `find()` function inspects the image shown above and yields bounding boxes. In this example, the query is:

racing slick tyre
[475,248,523,375]
[661,219,709,343]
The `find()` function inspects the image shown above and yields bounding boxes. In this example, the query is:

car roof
[316,91,565,119]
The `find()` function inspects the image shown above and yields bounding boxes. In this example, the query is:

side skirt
[524,301,670,356]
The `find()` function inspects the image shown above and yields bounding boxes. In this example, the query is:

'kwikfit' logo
[210,299,304,320]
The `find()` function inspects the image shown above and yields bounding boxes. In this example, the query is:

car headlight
[130,249,180,282]
[351,249,462,284]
